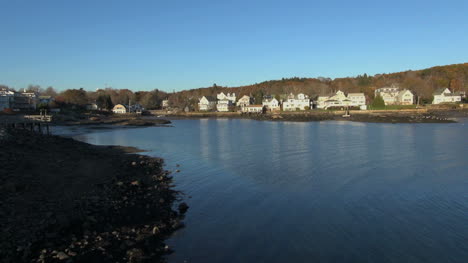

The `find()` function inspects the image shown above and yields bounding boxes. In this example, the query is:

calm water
[58,119,468,263]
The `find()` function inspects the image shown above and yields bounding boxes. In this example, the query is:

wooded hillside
[168,63,468,108]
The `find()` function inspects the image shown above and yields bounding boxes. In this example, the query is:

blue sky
[1,0,467,92]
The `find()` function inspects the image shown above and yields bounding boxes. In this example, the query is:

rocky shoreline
[165,108,468,123]
[0,128,187,263]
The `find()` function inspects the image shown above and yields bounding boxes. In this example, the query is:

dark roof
[203,96,216,101]
[433,88,448,95]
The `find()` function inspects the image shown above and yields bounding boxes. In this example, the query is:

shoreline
[0,128,187,263]
[162,108,468,123]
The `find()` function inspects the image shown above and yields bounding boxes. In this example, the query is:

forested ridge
[2,63,467,109]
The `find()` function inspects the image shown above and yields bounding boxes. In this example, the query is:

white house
[375,84,414,105]
[347,93,366,106]
[396,90,414,105]
[217,92,236,104]
[112,104,128,114]
[243,105,264,113]
[282,93,310,111]
[162,99,169,108]
[198,96,217,111]
[236,95,252,108]
[317,90,366,109]
[432,88,462,104]
[216,99,232,112]
[262,97,280,111]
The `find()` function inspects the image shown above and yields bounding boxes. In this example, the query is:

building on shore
[242,105,264,113]
[198,96,217,111]
[375,84,414,105]
[112,104,128,114]
[432,88,462,104]
[0,88,15,111]
[161,99,169,109]
[262,96,280,111]
[236,95,252,108]
[283,93,310,111]
[13,91,38,111]
[395,90,414,105]
[317,90,366,109]
[217,92,236,104]
[216,99,232,112]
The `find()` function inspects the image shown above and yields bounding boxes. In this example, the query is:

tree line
[2,62,467,111]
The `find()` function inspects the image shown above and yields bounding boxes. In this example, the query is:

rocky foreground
[0,128,187,263]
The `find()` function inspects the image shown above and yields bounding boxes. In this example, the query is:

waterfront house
[217,99,232,112]
[396,90,414,105]
[0,89,15,111]
[162,99,169,109]
[236,95,252,108]
[375,84,414,105]
[12,91,38,111]
[432,88,462,104]
[282,93,310,111]
[347,93,366,106]
[217,92,236,104]
[262,97,280,111]
[198,96,217,111]
[243,105,264,113]
[317,90,366,109]
[112,104,128,114]
[128,103,144,114]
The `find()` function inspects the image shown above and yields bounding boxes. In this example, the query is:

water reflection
[56,119,468,263]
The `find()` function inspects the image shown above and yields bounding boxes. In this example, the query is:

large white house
[317,90,366,109]
[432,88,462,104]
[216,99,232,112]
[396,90,414,105]
[217,92,236,104]
[198,96,217,111]
[236,95,252,108]
[262,97,280,111]
[375,84,414,105]
[282,93,310,111]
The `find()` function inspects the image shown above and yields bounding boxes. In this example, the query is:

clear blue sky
[1,0,467,92]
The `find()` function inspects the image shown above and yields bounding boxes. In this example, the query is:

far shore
[1,107,467,127]
[160,108,468,123]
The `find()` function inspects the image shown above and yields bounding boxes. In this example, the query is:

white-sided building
[216,99,232,112]
[162,99,169,108]
[432,88,462,104]
[347,93,366,106]
[112,104,128,114]
[242,105,264,113]
[396,90,414,105]
[375,84,414,105]
[317,90,366,109]
[217,92,236,104]
[198,96,217,111]
[262,97,280,111]
[282,93,310,111]
[236,95,252,108]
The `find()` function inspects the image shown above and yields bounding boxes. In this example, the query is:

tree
[96,94,114,110]
[60,88,88,106]
[371,95,385,108]
[42,86,58,97]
